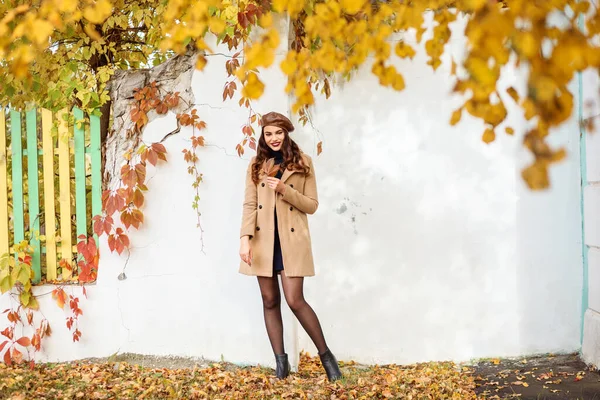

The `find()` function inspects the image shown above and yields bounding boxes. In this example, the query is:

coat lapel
[280,168,296,183]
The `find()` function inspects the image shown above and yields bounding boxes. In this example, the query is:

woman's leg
[280,271,328,354]
[257,275,285,355]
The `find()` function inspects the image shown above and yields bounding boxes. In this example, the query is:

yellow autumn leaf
[196,55,207,70]
[551,148,567,163]
[272,0,288,12]
[515,32,538,59]
[242,72,265,99]
[83,0,112,24]
[522,161,549,190]
[392,72,405,91]
[209,18,226,35]
[505,127,514,135]
[84,24,102,41]
[395,42,416,59]
[522,98,537,120]
[340,0,366,15]
[466,57,496,86]
[30,20,54,46]
[281,51,298,75]
[450,108,462,126]
[482,128,495,144]
[259,12,273,28]
[462,0,487,11]
[506,87,519,103]
[55,0,77,13]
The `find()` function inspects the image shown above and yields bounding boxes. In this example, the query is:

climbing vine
[0,237,92,365]
[93,81,207,253]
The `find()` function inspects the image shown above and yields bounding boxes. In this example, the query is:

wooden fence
[0,108,101,283]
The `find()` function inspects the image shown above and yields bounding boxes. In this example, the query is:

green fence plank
[26,109,41,283]
[90,113,102,244]
[10,110,24,245]
[73,108,87,246]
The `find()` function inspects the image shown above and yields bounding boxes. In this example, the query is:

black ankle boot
[319,349,342,381]
[275,353,290,379]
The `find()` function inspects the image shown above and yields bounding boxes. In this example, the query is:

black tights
[257,271,328,356]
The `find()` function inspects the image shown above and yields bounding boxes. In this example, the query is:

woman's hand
[266,177,286,194]
[240,236,252,266]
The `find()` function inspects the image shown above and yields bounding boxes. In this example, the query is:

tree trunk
[103,52,198,190]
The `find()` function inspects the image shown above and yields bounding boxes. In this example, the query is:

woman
[238,111,343,381]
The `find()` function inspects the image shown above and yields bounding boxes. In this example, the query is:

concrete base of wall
[582,309,600,366]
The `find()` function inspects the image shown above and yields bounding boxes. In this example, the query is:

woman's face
[263,125,285,151]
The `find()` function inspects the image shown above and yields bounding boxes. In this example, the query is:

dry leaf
[261,158,280,178]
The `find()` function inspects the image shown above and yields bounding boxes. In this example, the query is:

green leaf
[18,266,31,284]
[20,291,30,307]
[0,276,13,294]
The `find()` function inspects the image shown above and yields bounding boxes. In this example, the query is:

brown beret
[261,111,295,133]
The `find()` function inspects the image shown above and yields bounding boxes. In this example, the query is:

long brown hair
[251,128,309,184]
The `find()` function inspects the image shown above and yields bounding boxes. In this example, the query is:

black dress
[271,151,285,274]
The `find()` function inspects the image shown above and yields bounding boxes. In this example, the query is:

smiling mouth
[272,142,281,147]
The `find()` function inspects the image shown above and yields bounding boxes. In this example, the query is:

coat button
[261,183,265,187]
[291,228,294,232]
[289,206,293,211]
[259,205,262,209]
[256,226,260,231]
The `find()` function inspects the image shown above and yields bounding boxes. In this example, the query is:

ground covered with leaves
[0,352,476,399]
[1,352,599,399]
[473,353,600,400]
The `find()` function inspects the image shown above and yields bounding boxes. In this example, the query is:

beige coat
[239,155,317,277]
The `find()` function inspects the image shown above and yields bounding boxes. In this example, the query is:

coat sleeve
[240,159,258,238]
[281,156,319,215]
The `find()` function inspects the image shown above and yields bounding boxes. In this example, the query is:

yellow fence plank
[57,109,72,279]
[42,109,57,281]
[0,110,8,257]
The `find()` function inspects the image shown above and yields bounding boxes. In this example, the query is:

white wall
[1,15,583,367]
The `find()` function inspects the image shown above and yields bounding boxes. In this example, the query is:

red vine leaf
[133,189,144,208]
[78,260,97,283]
[16,336,30,347]
[164,92,180,108]
[11,347,22,364]
[145,148,158,166]
[131,209,144,228]
[70,297,82,316]
[121,165,138,188]
[52,288,67,309]
[93,215,113,237]
[4,347,11,366]
[31,334,41,351]
[156,102,168,115]
[262,158,280,177]
[109,229,130,255]
[192,136,205,148]
[103,190,126,216]
[0,340,8,353]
